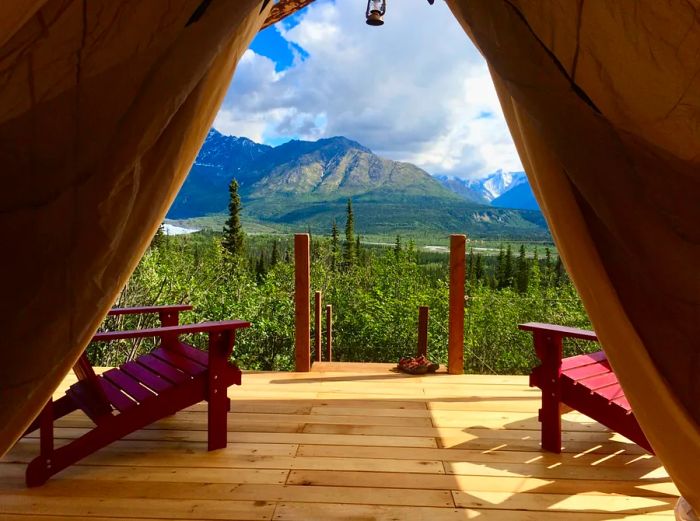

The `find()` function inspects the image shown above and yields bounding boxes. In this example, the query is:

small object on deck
[23,305,250,487]
[520,322,653,454]
[397,355,439,375]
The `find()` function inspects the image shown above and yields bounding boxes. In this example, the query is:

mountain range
[168,130,547,238]
[433,171,529,204]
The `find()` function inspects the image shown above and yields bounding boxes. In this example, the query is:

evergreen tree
[503,244,514,288]
[529,247,541,292]
[255,250,266,283]
[355,235,362,264]
[394,235,402,259]
[474,253,484,281]
[407,239,416,258]
[222,179,245,258]
[554,256,564,286]
[150,223,165,250]
[544,247,553,288]
[467,248,475,284]
[495,245,505,288]
[270,240,279,267]
[330,220,340,271]
[343,199,355,267]
[515,244,529,293]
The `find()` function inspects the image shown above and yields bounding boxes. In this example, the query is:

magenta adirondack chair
[23,305,250,486]
[520,322,652,454]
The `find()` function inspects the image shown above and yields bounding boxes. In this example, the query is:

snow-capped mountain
[435,170,528,204]
[470,170,528,202]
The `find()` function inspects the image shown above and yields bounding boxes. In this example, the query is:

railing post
[417,306,429,358]
[325,304,333,362]
[314,291,322,363]
[294,234,311,372]
[448,234,466,374]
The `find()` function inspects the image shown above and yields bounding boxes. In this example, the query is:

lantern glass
[366,0,385,26]
[369,0,384,12]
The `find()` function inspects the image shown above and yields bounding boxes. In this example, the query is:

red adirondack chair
[23,305,250,487]
[520,322,652,454]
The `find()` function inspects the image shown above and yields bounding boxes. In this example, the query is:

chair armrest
[518,322,598,342]
[92,320,250,342]
[108,305,193,316]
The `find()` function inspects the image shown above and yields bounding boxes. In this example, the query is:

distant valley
[168,129,547,239]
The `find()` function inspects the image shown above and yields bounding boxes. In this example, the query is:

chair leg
[531,331,563,453]
[207,373,228,451]
[207,331,231,451]
[26,401,54,487]
[540,389,562,453]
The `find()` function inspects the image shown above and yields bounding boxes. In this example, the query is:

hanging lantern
[366,0,386,26]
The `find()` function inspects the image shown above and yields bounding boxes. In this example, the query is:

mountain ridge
[167,130,549,238]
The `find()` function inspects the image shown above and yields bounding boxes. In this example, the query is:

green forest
[90,189,597,374]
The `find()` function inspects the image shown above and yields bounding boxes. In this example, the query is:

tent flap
[0,0,271,458]
[447,0,700,508]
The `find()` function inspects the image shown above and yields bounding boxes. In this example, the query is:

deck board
[0,365,677,520]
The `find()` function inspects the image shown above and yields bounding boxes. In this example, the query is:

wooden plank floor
[0,363,678,520]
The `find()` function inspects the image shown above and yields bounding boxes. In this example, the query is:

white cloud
[215,0,523,179]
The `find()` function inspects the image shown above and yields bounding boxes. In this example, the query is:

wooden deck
[1,362,678,520]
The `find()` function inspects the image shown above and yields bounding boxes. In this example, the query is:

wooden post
[417,306,429,358]
[314,291,322,362]
[448,234,466,374]
[325,304,333,362]
[294,234,311,372]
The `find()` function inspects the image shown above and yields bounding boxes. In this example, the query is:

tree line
[90,178,595,373]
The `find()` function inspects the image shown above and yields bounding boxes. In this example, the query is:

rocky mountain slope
[167,130,548,238]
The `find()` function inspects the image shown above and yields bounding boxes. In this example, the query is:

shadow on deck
[0,363,678,520]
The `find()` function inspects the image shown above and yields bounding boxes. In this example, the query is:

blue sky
[250,21,308,72]
[214,0,522,179]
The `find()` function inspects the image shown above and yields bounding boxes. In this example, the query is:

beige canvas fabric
[447,0,700,508]
[0,0,270,459]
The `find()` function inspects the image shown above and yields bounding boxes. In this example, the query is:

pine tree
[270,240,279,267]
[495,245,505,288]
[474,253,484,281]
[515,244,529,293]
[407,239,416,258]
[222,179,245,258]
[394,235,402,259]
[554,256,564,286]
[544,247,553,288]
[255,250,266,283]
[150,223,165,250]
[467,248,475,285]
[330,220,339,271]
[343,199,355,268]
[530,247,541,292]
[502,244,514,289]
